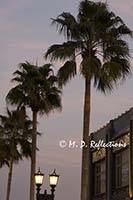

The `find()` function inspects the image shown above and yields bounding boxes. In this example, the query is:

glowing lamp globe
[49,169,59,187]
[35,168,44,186]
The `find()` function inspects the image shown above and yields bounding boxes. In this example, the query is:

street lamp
[49,169,59,199]
[35,168,59,200]
[35,168,44,195]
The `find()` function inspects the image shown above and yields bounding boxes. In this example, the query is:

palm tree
[0,108,32,200]
[45,1,132,200]
[6,62,62,200]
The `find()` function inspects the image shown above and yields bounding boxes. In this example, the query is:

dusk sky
[0,0,133,200]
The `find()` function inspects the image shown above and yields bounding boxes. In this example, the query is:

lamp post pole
[50,186,55,200]
[36,185,41,200]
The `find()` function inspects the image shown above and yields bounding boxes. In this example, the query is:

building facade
[89,108,133,200]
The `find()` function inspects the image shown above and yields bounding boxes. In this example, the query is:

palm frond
[51,12,79,40]
[80,56,101,79]
[103,38,130,60]
[6,86,25,106]
[94,57,131,93]
[57,60,77,87]
[45,41,79,61]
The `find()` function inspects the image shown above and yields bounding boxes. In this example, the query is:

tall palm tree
[6,62,62,200]
[45,1,132,200]
[0,108,32,200]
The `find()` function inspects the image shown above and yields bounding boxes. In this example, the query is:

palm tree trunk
[81,78,91,200]
[30,111,37,200]
[6,159,13,200]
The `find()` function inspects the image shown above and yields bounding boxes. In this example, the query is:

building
[89,108,133,200]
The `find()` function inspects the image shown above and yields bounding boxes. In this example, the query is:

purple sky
[0,0,133,200]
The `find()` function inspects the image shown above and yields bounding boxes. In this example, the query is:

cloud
[0,0,32,33]
[0,7,9,17]
[0,0,32,18]
[0,21,17,32]
[10,40,49,50]
[91,88,133,132]
[37,145,81,168]
[109,0,133,15]
[130,58,133,68]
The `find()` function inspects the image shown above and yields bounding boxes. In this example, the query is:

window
[115,148,129,188]
[115,153,122,187]
[94,160,106,195]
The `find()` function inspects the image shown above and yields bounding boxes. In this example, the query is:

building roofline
[91,107,133,135]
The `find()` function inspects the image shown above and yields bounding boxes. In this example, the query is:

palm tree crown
[6,62,62,113]
[45,0,132,91]
[0,108,32,161]
[0,108,32,200]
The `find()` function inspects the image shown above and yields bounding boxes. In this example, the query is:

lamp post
[35,168,44,199]
[35,168,59,200]
[49,169,59,200]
